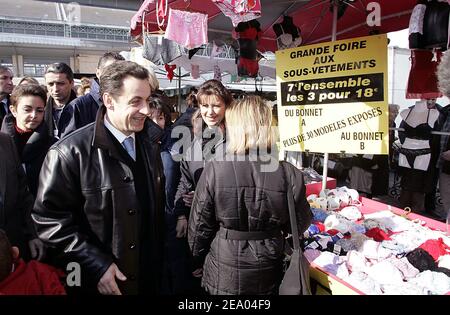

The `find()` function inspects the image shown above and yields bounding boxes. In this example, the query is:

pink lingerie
[164,8,208,50]
[213,0,261,27]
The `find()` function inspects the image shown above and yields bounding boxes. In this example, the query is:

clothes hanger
[142,10,165,36]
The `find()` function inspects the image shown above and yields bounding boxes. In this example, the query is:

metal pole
[177,67,182,113]
[331,0,338,42]
[322,0,339,191]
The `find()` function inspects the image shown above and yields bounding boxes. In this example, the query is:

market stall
[129,0,417,97]
[131,0,417,52]
[128,1,450,294]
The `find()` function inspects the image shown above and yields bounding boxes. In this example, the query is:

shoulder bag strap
[283,162,300,250]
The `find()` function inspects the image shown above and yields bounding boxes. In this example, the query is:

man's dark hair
[10,84,48,108]
[100,61,149,99]
[186,88,198,108]
[151,91,172,128]
[45,62,74,82]
[97,51,125,70]
[0,229,13,283]
[0,65,12,74]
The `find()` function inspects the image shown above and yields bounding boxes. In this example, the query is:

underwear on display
[164,8,208,50]
[142,34,183,65]
[213,0,261,27]
[398,108,435,171]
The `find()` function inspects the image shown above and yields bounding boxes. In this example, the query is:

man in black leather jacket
[32,61,165,295]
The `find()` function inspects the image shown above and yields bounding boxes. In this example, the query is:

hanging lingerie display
[164,8,208,50]
[397,106,441,193]
[142,34,183,65]
[210,41,225,59]
[407,0,449,99]
[191,64,200,79]
[409,0,450,51]
[156,0,168,28]
[273,15,302,51]
[212,0,261,27]
[398,108,434,171]
[165,63,176,82]
[214,65,222,81]
[275,24,303,50]
[406,49,443,99]
[235,19,262,78]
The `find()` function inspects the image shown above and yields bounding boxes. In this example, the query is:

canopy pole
[177,67,182,113]
[332,0,338,41]
[322,0,339,192]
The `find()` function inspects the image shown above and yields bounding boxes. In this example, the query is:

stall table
[305,178,336,196]
[309,197,449,295]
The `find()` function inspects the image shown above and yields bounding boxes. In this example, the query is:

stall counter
[305,178,336,196]
[308,197,449,295]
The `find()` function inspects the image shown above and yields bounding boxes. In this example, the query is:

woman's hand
[182,191,195,207]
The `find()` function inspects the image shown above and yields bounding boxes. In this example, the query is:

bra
[276,24,302,49]
[402,108,434,141]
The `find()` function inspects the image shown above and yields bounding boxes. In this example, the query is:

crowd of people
[0,49,449,295]
[0,53,312,295]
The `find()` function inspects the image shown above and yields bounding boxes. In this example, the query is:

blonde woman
[188,95,312,295]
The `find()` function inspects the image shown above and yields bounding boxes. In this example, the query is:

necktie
[122,137,136,161]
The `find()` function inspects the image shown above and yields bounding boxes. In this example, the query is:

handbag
[279,164,312,295]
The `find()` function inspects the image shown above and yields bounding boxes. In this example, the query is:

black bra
[402,108,433,141]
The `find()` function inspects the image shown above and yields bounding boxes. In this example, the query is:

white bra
[276,24,302,50]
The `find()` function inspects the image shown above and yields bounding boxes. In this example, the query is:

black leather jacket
[32,106,165,294]
[0,133,35,258]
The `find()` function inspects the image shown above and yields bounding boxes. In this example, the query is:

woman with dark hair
[0,84,56,261]
[18,77,40,86]
[186,88,198,108]
[149,92,173,130]
[1,84,56,198]
[173,79,233,280]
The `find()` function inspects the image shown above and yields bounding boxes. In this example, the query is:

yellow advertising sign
[276,35,389,154]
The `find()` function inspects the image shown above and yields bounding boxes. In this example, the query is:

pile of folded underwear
[303,187,450,295]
